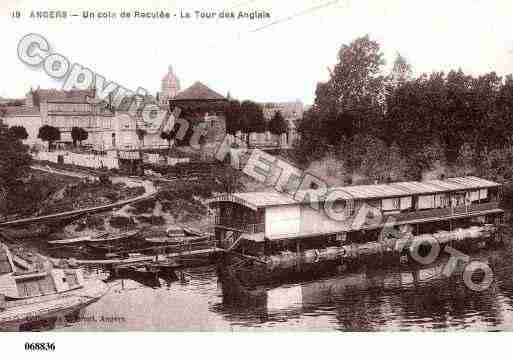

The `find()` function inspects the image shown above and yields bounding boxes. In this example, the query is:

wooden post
[296,239,301,272]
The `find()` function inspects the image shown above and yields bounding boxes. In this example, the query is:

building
[2,69,227,152]
[1,88,157,150]
[1,88,119,149]
[0,97,24,106]
[40,90,117,148]
[231,101,305,149]
[262,100,304,121]
[256,100,304,147]
[1,105,42,146]
[160,65,181,106]
[209,176,502,242]
[169,81,228,146]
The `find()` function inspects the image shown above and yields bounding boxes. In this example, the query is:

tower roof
[162,65,179,82]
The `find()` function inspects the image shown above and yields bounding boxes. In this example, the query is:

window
[65,272,79,287]
[382,198,400,211]
[39,276,57,294]
[418,195,435,209]
[0,258,12,274]
[469,190,480,202]
[435,194,448,208]
[400,196,412,210]
[0,248,12,274]
[347,199,355,216]
[16,279,42,297]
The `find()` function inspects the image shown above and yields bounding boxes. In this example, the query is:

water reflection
[214,246,512,331]
[50,242,513,331]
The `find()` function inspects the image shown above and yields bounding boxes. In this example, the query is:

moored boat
[0,243,108,331]
[209,176,505,287]
[48,230,140,245]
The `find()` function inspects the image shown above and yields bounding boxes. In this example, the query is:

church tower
[161,65,180,105]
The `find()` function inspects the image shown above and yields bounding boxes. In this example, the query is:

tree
[318,35,385,123]
[136,128,147,148]
[38,125,60,150]
[269,110,288,145]
[0,122,31,197]
[269,110,287,135]
[71,127,88,147]
[240,100,265,134]
[455,142,476,176]
[296,35,387,162]
[214,165,245,194]
[225,100,241,135]
[8,126,28,140]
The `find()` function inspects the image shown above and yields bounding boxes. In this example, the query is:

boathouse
[209,177,504,247]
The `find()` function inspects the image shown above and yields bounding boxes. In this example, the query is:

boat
[145,233,210,245]
[166,225,186,238]
[145,236,184,245]
[48,230,140,245]
[145,225,212,246]
[108,264,161,288]
[0,243,108,331]
[47,235,92,245]
[86,230,140,243]
[209,176,505,286]
[182,225,210,237]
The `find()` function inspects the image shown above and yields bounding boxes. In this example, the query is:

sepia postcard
[1,0,513,357]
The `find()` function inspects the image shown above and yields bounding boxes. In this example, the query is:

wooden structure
[210,176,503,244]
[0,243,108,330]
[168,82,228,146]
[209,177,505,284]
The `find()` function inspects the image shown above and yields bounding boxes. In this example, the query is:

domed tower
[161,65,181,105]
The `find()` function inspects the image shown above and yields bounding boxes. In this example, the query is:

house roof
[208,176,500,210]
[172,82,226,101]
[34,89,95,103]
[2,106,40,117]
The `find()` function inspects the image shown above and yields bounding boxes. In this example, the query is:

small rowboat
[0,244,108,331]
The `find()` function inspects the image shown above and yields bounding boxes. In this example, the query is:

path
[0,166,157,228]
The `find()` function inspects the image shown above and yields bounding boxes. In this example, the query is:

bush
[135,215,166,226]
[109,216,135,229]
[127,199,157,215]
[75,215,105,231]
[98,173,112,186]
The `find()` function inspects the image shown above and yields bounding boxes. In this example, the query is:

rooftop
[2,106,40,117]
[172,82,226,101]
[209,176,500,210]
[33,88,95,103]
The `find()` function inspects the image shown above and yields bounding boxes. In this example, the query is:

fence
[33,150,192,170]
[33,151,119,170]
[142,153,190,166]
[389,201,501,223]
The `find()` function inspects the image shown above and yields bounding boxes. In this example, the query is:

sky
[1,0,513,105]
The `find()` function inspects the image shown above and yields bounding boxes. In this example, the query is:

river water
[50,240,513,331]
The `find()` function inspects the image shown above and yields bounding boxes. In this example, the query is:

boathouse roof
[209,176,500,210]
